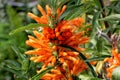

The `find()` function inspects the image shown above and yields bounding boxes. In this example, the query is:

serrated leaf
[112,67,120,80]
[9,23,47,35]
[31,66,54,80]
[99,14,120,21]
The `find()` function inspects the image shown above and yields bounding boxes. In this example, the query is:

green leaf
[4,67,22,76]
[85,55,111,62]
[31,66,54,80]
[4,60,21,70]
[79,72,101,80]
[58,0,70,8]
[22,59,29,71]
[113,25,120,33]
[11,45,26,60]
[90,77,101,80]
[93,0,101,8]
[99,14,120,21]
[91,11,101,38]
[112,67,120,80]
[96,38,103,54]
[9,23,47,35]
[58,4,76,20]
[63,3,92,20]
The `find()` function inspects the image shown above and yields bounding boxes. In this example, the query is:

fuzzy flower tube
[25,4,90,80]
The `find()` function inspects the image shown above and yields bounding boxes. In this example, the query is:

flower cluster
[104,48,120,78]
[25,4,89,80]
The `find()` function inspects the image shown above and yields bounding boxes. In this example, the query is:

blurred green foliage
[0,0,120,80]
[0,0,39,79]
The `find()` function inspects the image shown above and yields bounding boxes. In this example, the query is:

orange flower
[28,4,66,25]
[58,47,87,76]
[43,27,56,41]
[40,68,66,80]
[104,48,120,78]
[25,29,89,79]
[25,31,56,67]
[26,4,90,80]
[42,18,89,51]
[56,5,67,20]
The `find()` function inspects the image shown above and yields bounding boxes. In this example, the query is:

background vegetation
[0,0,120,80]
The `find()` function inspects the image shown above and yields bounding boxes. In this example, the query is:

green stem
[60,45,98,77]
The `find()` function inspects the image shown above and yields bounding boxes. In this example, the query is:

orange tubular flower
[58,47,88,76]
[104,48,120,78]
[25,31,56,67]
[28,4,66,25]
[40,68,66,80]
[26,4,90,80]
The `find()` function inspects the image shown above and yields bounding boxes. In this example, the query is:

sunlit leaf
[96,61,104,74]
[99,14,120,21]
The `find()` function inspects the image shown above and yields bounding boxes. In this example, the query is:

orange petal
[57,8,60,16]
[56,5,67,20]
[38,4,46,16]
[46,5,52,16]
[68,77,73,80]
[60,5,67,15]
[28,12,41,23]
[33,31,42,40]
